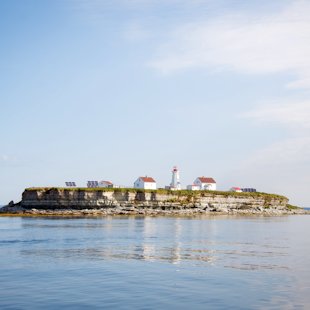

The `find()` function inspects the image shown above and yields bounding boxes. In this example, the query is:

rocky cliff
[9,187,295,215]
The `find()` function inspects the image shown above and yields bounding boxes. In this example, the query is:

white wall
[187,185,200,190]
[134,179,143,189]
[144,182,157,190]
[203,183,216,190]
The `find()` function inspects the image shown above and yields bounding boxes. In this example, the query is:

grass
[24,187,288,201]
[286,204,300,210]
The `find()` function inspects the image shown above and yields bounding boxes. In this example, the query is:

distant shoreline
[0,187,308,217]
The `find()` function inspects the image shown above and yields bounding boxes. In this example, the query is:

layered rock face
[20,188,289,213]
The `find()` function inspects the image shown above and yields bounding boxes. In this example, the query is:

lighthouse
[170,166,181,190]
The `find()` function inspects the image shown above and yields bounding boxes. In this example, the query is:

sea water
[0,215,309,309]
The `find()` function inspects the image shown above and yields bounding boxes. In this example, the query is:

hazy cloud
[247,137,310,166]
[234,136,310,205]
[149,1,310,89]
[241,99,310,175]
[239,96,310,204]
[1,155,9,162]
[242,101,310,129]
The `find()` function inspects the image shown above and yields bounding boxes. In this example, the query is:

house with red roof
[192,177,217,190]
[134,176,157,190]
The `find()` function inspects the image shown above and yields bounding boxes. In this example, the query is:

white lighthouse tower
[170,166,181,190]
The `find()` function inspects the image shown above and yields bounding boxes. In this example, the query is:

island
[0,187,307,216]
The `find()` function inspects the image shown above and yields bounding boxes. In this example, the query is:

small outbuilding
[99,180,114,188]
[134,176,157,190]
[230,187,242,192]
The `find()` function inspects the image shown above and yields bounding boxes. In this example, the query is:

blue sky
[1,0,309,207]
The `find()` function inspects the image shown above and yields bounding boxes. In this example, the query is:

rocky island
[0,187,307,216]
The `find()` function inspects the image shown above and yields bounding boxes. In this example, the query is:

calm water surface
[0,215,309,309]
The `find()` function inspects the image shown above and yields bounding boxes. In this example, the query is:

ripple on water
[0,216,309,309]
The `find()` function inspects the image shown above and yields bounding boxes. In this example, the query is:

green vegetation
[286,204,300,210]
[24,187,288,201]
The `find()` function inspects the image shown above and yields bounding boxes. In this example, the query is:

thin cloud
[234,136,310,206]
[247,137,310,166]
[149,1,310,89]
[242,101,310,129]
[238,98,310,205]
[1,155,9,162]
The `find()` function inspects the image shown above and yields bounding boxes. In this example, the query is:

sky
[0,0,309,207]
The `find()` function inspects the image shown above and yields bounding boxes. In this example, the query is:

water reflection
[13,216,291,269]
[1,216,310,309]
[20,246,216,264]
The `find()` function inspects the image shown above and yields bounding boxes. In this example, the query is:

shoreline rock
[0,204,308,217]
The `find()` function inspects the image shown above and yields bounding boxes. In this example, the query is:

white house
[134,176,157,190]
[230,187,242,192]
[99,180,114,188]
[193,177,217,190]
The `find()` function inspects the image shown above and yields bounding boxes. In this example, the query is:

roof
[231,187,241,190]
[198,177,216,184]
[100,181,113,185]
[139,177,156,183]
